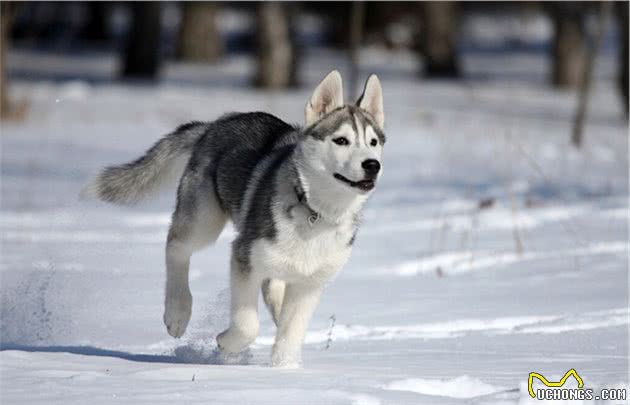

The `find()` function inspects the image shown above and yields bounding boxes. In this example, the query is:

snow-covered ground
[1,44,628,404]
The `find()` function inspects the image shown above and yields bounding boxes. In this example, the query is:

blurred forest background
[1,1,628,145]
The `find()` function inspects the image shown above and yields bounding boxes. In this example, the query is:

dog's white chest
[250,205,354,282]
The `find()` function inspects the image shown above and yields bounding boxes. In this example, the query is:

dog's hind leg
[262,279,285,326]
[164,170,227,338]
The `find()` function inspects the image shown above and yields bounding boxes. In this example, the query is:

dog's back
[195,112,298,219]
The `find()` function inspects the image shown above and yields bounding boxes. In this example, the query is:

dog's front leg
[271,281,323,367]
[217,255,261,353]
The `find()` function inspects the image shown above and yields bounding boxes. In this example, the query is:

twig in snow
[509,190,524,256]
[325,315,336,350]
[467,209,480,270]
[478,198,495,210]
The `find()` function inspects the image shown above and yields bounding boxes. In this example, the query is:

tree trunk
[82,2,109,42]
[1,2,13,119]
[121,2,162,80]
[549,3,587,88]
[178,2,221,63]
[572,2,610,148]
[348,1,365,98]
[618,1,628,117]
[420,1,460,78]
[254,2,298,89]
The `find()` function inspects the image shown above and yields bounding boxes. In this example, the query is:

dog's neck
[290,154,367,226]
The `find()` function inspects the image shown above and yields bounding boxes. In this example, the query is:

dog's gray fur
[85,71,385,366]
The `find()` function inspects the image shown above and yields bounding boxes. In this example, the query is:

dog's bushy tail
[82,122,209,205]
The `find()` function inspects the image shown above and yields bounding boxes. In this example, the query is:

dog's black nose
[362,159,381,176]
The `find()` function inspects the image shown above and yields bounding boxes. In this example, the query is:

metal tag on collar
[308,212,320,226]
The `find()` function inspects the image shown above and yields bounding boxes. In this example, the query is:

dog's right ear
[305,70,344,125]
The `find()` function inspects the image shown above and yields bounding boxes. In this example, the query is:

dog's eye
[332,137,349,146]
[370,139,378,147]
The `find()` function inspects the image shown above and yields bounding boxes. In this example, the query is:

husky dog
[85,71,385,366]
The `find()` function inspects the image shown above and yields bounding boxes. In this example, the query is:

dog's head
[299,70,385,196]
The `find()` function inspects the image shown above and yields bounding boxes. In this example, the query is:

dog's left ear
[357,74,384,129]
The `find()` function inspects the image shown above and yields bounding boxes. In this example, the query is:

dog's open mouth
[334,173,375,191]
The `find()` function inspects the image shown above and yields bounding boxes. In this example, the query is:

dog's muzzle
[333,173,376,192]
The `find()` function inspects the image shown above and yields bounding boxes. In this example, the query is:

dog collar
[294,186,320,226]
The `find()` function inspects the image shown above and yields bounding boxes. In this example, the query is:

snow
[383,375,506,399]
[1,40,628,404]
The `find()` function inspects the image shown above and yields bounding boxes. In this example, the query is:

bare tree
[348,2,365,98]
[178,2,221,63]
[0,2,26,120]
[1,2,12,119]
[572,2,611,148]
[254,2,298,88]
[419,1,460,78]
[549,2,587,88]
[81,2,109,42]
[121,2,162,80]
[618,1,628,116]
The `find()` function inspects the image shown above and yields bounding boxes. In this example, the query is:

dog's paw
[270,343,302,368]
[216,329,239,353]
[163,290,192,338]
[216,327,257,354]
[270,351,301,368]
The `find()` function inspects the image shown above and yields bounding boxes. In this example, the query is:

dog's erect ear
[305,70,344,125]
[357,74,384,129]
